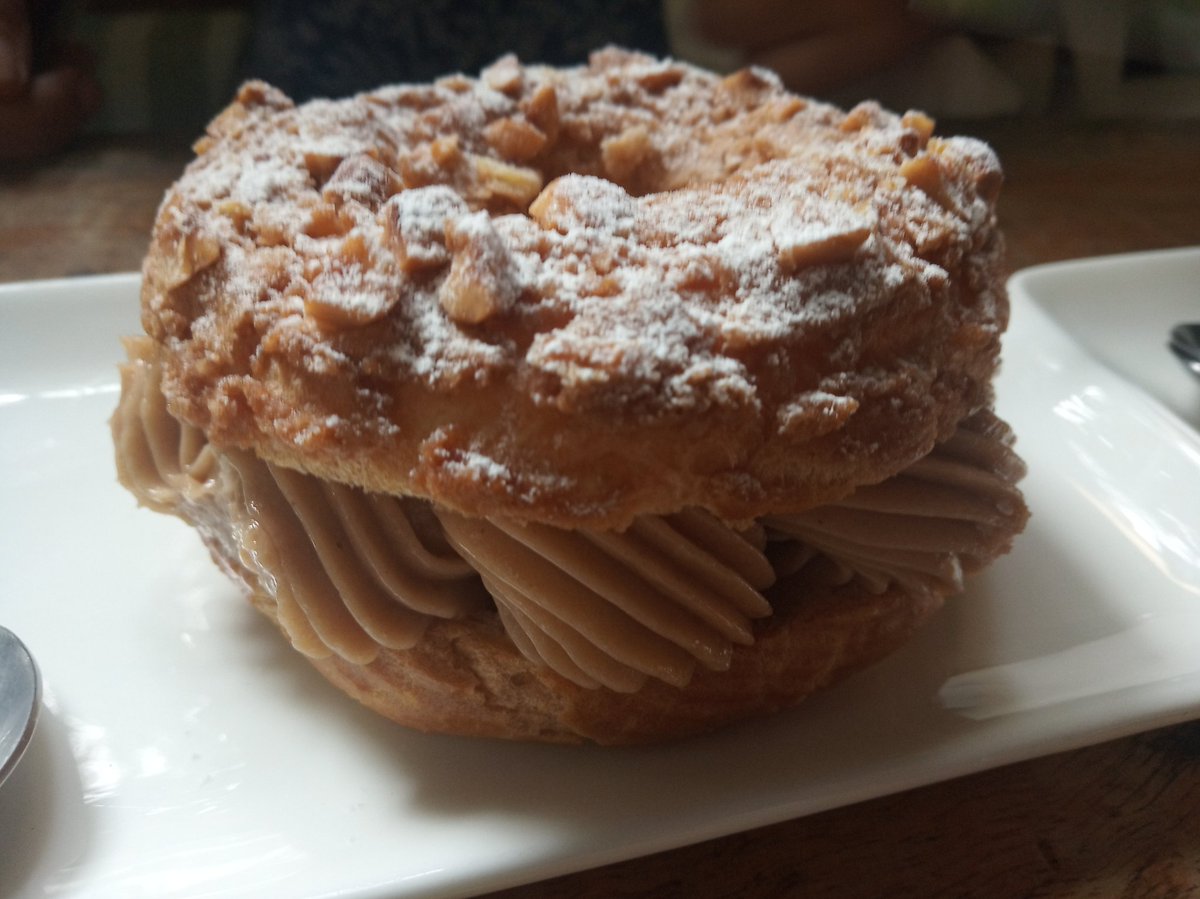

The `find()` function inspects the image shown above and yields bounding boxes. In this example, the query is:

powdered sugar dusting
[151,47,1006,457]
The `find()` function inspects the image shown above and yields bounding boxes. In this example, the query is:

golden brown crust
[124,49,1023,744]
[141,48,1009,530]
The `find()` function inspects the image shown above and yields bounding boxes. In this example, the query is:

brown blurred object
[0,0,103,160]
[690,0,937,96]
[0,135,189,275]
[0,115,1198,896]
[82,0,250,9]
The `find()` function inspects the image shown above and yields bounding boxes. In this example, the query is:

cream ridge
[113,336,1026,692]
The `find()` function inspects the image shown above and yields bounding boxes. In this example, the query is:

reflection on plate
[1009,246,1200,430]
[1,253,1199,899]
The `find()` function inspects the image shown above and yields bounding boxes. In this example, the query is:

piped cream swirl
[113,337,484,664]
[436,509,775,692]
[113,339,1026,687]
[765,412,1027,598]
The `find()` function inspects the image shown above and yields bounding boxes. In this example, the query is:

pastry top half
[141,47,1008,530]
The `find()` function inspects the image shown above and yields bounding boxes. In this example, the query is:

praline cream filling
[113,337,1025,691]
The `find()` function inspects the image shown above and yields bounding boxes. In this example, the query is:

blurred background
[12,0,1200,142]
[1,0,1198,278]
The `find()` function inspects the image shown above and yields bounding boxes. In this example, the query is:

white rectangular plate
[2,249,1199,898]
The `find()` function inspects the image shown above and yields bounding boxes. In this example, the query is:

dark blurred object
[1169,322,1200,380]
[0,0,103,161]
[28,0,65,73]
[244,0,669,101]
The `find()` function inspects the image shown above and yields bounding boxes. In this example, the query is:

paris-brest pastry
[112,48,1028,744]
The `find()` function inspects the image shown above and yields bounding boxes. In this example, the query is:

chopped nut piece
[634,63,684,92]
[339,232,371,266]
[304,202,352,238]
[601,125,656,186]
[767,97,806,122]
[901,111,936,146]
[304,236,397,328]
[303,150,345,185]
[322,153,403,206]
[484,116,548,162]
[192,91,275,153]
[529,174,635,236]
[900,153,957,210]
[216,199,253,232]
[469,155,543,209]
[234,80,293,110]
[839,104,883,133]
[436,74,473,94]
[201,102,249,145]
[304,294,381,329]
[521,84,560,144]
[439,211,520,324]
[775,392,860,438]
[527,182,561,230]
[770,196,875,273]
[720,67,775,94]
[382,185,469,272]
[304,277,395,328]
[430,135,462,168]
[481,53,524,94]
[775,225,871,272]
[164,230,221,288]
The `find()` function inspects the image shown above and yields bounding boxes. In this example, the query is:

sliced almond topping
[529,174,635,236]
[771,197,875,273]
[900,153,957,210]
[303,295,377,329]
[234,80,293,110]
[776,225,871,273]
[767,97,806,122]
[900,111,936,146]
[302,150,345,185]
[382,185,469,273]
[200,102,248,146]
[304,202,352,238]
[322,153,402,206]
[839,104,878,133]
[164,230,221,288]
[720,67,775,94]
[304,235,397,329]
[430,135,462,169]
[775,392,860,439]
[521,84,560,144]
[469,154,543,209]
[601,125,656,185]
[484,116,548,162]
[338,232,370,266]
[439,211,520,324]
[634,63,684,92]
[304,287,392,329]
[215,199,253,232]
[481,53,524,95]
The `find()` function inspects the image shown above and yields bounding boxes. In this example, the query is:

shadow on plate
[0,707,94,897]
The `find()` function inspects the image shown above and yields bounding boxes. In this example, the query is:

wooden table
[2,118,1199,898]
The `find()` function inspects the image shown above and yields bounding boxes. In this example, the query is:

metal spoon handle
[0,625,41,787]
[1168,323,1200,380]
